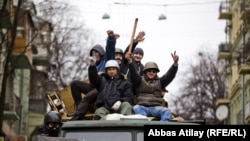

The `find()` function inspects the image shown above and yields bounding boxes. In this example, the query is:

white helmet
[105,60,119,69]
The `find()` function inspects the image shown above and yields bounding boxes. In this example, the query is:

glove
[89,56,96,66]
[112,101,121,111]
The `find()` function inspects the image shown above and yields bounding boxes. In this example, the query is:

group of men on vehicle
[35,30,180,137]
[69,30,179,121]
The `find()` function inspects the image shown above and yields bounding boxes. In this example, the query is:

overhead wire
[114,1,222,7]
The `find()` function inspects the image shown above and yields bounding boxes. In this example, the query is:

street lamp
[158,14,166,20]
[102,13,110,19]
[114,2,167,21]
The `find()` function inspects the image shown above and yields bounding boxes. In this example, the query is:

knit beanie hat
[133,48,144,56]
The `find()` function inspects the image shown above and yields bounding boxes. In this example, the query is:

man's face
[46,122,62,136]
[145,69,157,79]
[106,67,118,77]
[92,50,101,62]
[115,53,123,64]
[47,122,61,130]
[133,53,143,62]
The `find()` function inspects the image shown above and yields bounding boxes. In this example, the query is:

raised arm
[105,30,119,61]
[125,52,142,88]
[160,51,179,87]
[124,31,145,54]
[88,57,102,90]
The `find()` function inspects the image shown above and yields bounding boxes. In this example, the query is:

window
[65,131,132,141]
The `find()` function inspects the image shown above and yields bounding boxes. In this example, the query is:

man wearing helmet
[125,51,179,121]
[70,30,119,120]
[36,111,63,137]
[115,48,124,65]
[88,59,134,120]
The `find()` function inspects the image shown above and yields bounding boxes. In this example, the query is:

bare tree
[171,49,227,124]
[35,0,95,88]
[0,0,26,134]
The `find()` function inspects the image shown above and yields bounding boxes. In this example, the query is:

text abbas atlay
[147,129,204,138]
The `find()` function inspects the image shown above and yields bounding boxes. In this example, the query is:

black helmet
[44,111,62,137]
[115,48,124,55]
[143,61,160,73]
[44,111,62,124]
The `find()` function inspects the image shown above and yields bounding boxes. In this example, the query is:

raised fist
[107,30,120,39]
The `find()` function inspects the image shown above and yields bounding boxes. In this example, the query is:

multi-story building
[218,0,250,124]
[0,0,53,140]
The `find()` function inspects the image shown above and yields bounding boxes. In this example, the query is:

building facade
[0,0,53,140]
[218,0,250,124]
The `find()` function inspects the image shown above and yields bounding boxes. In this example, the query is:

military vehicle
[36,86,205,141]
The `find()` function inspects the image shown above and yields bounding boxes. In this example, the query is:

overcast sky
[68,0,225,99]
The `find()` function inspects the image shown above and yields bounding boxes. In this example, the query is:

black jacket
[35,125,60,137]
[88,65,134,109]
[119,41,144,82]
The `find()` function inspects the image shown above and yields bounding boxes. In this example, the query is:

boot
[67,113,76,117]
[71,114,84,120]
[71,89,98,120]
[93,115,101,120]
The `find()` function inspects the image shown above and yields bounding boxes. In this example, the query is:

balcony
[32,45,49,72]
[3,111,20,120]
[239,64,250,74]
[13,37,27,54]
[33,56,49,66]
[218,43,231,60]
[10,54,32,69]
[218,1,232,20]
[216,99,230,107]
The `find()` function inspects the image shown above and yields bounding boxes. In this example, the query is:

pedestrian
[35,111,63,137]
[88,59,134,120]
[70,30,119,120]
[125,51,179,121]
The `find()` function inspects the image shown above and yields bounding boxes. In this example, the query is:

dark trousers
[70,80,98,117]
[70,80,94,105]
[75,89,98,116]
